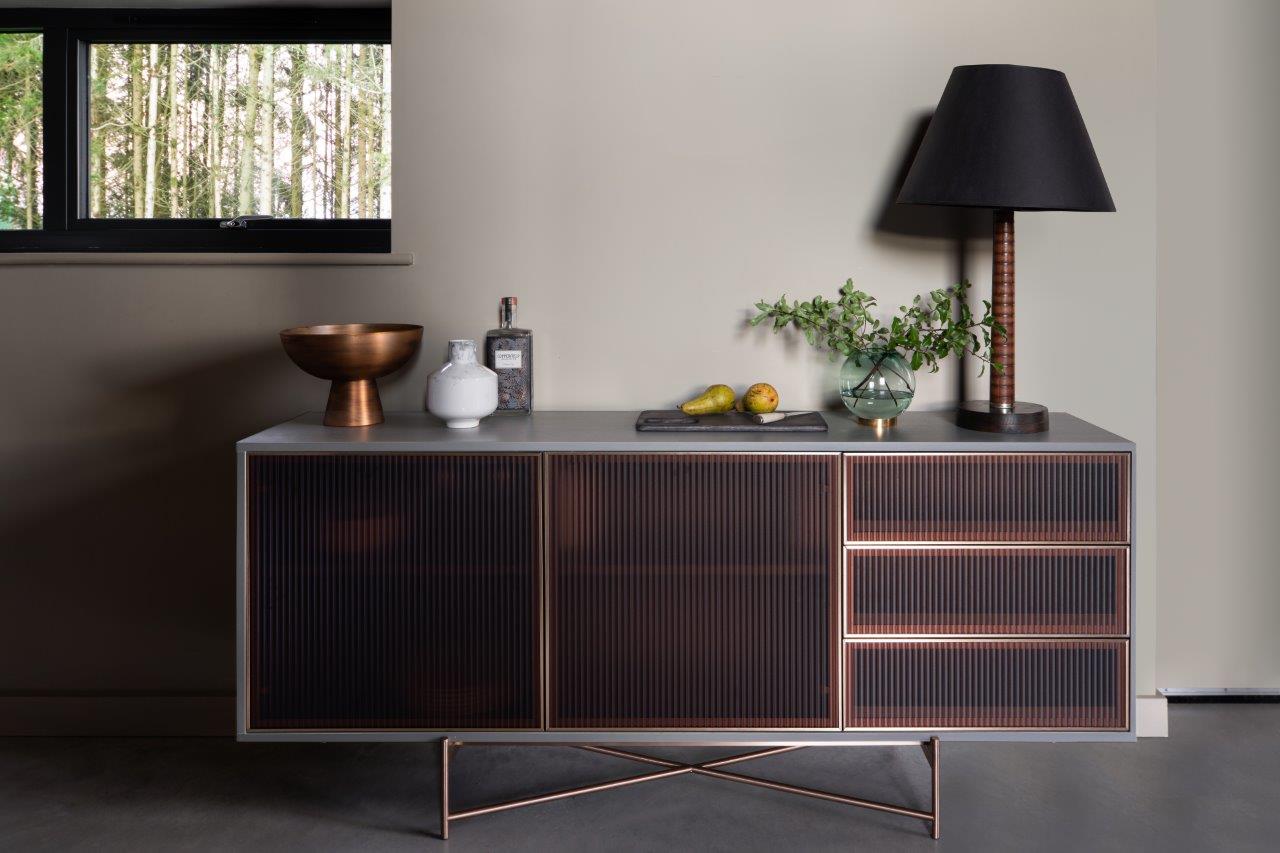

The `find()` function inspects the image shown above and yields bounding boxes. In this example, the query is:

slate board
[635,410,828,432]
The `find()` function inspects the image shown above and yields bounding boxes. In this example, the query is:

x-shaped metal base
[438,737,939,841]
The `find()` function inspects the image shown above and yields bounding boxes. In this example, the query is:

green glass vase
[839,350,916,425]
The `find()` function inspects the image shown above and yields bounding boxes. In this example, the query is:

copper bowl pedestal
[280,323,423,427]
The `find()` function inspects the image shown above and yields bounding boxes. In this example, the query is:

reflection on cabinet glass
[247,453,541,730]
[846,547,1129,635]
[547,453,839,728]
[845,640,1127,729]
[845,453,1130,542]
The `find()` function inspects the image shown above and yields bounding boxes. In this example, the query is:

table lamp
[898,64,1114,433]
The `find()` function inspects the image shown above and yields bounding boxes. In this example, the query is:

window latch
[219,215,273,229]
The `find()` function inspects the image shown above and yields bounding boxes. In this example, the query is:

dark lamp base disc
[956,400,1049,434]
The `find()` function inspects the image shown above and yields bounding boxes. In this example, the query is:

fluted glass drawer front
[845,453,1130,543]
[846,547,1129,636]
[548,453,839,729]
[247,453,542,731]
[845,640,1128,730]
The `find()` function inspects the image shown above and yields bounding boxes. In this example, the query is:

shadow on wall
[737,113,993,414]
[869,112,990,406]
[0,260,430,704]
[0,345,297,693]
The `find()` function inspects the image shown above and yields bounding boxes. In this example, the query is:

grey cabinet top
[237,410,1133,453]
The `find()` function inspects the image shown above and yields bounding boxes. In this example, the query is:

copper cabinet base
[439,737,940,841]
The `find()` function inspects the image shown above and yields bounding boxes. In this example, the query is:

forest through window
[0,32,42,230]
[88,42,391,220]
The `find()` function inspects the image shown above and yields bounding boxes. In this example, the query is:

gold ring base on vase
[857,416,897,429]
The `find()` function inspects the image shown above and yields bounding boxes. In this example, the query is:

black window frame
[0,7,391,253]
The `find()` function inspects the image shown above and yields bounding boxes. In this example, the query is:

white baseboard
[0,695,234,736]
[1135,694,1169,737]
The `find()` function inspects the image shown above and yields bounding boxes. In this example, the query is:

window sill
[0,252,414,267]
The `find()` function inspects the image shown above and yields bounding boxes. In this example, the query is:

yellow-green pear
[679,384,736,415]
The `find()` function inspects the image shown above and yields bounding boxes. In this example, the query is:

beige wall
[398,0,1159,696]
[0,0,1160,725]
[1157,0,1280,689]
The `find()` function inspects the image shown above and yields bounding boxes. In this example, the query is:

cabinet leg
[928,736,940,839]
[439,737,450,840]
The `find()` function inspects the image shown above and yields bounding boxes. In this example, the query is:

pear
[679,384,736,415]
[742,383,780,414]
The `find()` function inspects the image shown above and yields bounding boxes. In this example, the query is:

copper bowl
[280,323,423,427]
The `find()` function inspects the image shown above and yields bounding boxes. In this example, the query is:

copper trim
[845,547,1129,636]
[540,452,551,731]
[844,452,1131,544]
[546,452,839,730]
[454,739,928,747]
[844,639,1128,730]
[439,738,940,839]
[246,726,846,735]
[844,543,1130,549]
[440,737,451,840]
[244,455,540,727]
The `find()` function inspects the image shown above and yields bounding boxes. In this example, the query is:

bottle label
[494,350,523,369]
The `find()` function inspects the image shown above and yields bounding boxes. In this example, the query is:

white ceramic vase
[426,340,498,429]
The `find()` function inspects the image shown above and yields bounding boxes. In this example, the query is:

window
[0,8,390,252]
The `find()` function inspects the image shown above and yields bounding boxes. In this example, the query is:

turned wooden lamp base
[956,400,1048,434]
[955,209,1050,435]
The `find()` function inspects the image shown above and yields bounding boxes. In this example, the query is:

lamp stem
[956,208,1045,432]
[991,209,1015,409]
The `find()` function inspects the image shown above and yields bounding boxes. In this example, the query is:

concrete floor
[1,705,1276,852]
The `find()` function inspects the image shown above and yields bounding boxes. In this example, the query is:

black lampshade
[897,64,1114,212]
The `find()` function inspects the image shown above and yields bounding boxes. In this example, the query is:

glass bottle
[484,296,533,413]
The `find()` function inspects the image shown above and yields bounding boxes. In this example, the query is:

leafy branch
[750,279,1006,375]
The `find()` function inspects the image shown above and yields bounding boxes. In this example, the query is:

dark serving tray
[635,410,828,432]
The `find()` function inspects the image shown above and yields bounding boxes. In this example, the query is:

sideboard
[236,410,1135,839]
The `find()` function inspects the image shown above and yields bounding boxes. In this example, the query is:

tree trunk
[143,44,160,217]
[131,44,145,217]
[379,46,391,217]
[91,45,109,216]
[258,45,275,215]
[320,47,332,218]
[22,67,35,228]
[208,45,221,217]
[289,46,305,218]
[356,46,368,218]
[337,45,352,217]
[167,45,179,217]
[238,45,262,214]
